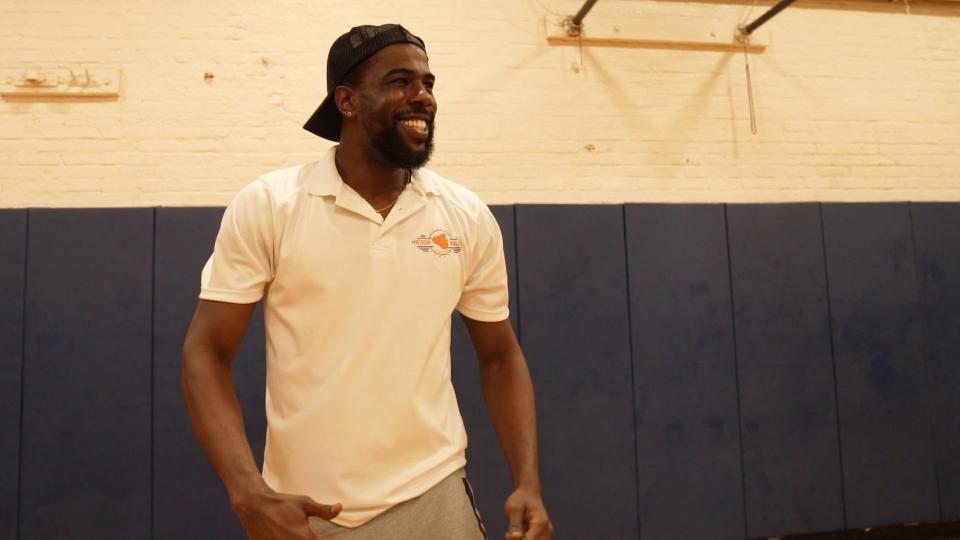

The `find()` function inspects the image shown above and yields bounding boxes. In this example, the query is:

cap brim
[303,94,341,142]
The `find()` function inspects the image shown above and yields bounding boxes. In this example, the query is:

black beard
[364,117,435,169]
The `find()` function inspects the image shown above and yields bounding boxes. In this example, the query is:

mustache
[394,107,434,123]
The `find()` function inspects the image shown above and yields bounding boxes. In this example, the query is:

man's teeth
[400,119,428,133]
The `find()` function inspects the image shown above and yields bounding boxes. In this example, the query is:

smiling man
[181,24,553,540]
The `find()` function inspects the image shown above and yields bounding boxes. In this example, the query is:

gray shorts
[308,468,487,539]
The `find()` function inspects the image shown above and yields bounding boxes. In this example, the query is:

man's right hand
[231,486,342,540]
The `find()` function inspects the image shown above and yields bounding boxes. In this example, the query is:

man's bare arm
[181,299,340,540]
[462,316,554,540]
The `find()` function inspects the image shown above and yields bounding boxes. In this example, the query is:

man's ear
[335,86,356,118]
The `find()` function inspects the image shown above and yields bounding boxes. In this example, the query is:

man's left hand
[504,488,553,540]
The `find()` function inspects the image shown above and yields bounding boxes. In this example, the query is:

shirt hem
[456,306,510,323]
[328,455,468,528]
[199,288,263,304]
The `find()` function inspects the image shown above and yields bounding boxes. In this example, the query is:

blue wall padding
[626,204,745,540]
[911,203,960,520]
[821,203,940,528]
[1,203,959,540]
[20,209,153,538]
[450,205,519,537]
[727,204,844,537]
[152,207,266,539]
[516,205,640,539]
[0,209,26,539]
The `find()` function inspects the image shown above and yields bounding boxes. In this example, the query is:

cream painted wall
[1,0,959,207]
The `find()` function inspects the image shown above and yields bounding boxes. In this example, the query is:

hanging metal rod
[564,0,601,36]
[740,0,799,35]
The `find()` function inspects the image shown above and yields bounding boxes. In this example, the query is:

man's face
[352,43,437,169]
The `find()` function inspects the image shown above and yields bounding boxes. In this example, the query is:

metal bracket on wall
[546,17,768,53]
[1,68,120,99]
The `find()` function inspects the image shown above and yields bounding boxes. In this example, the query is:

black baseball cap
[303,24,427,141]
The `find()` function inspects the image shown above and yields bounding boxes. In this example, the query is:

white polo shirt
[199,147,509,527]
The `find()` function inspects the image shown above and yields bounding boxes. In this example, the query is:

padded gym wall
[0,202,958,539]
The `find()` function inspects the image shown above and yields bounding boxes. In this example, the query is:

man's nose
[410,83,436,109]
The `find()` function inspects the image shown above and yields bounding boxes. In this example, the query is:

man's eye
[391,78,408,86]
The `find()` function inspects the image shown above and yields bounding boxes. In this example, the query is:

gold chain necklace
[375,199,398,213]
[374,169,411,214]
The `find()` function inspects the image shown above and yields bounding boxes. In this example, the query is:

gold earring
[345,111,353,117]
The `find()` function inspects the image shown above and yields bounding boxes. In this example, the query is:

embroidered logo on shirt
[413,230,463,255]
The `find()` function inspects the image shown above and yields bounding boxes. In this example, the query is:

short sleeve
[199,179,276,304]
[456,204,509,322]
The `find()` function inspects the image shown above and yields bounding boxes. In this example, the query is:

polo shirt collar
[304,147,343,197]
[409,168,441,198]
[306,146,442,199]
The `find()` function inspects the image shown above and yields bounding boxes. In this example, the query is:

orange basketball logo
[432,232,449,250]
[413,229,463,255]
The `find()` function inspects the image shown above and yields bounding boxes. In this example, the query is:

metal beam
[571,0,600,28]
[741,0,799,35]
[564,0,601,36]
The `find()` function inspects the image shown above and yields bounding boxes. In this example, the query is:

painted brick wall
[1,0,959,207]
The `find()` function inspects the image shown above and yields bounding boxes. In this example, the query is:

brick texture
[1,0,959,206]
